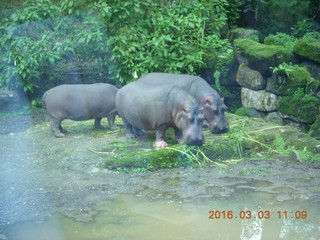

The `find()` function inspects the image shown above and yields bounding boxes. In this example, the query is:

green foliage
[107,0,230,83]
[264,33,296,51]
[0,0,232,93]
[0,0,113,93]
[256,0,310,35]
[291,20,320,38]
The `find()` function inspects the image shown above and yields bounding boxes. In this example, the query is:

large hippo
[116,81,204,148]
[138,73,229,133]
[42,83,119,137]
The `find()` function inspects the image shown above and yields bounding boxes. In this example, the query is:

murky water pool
[1,186,320,240]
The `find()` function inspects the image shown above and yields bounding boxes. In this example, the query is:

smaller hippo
[138,73,229,134]
[116,81,204,148]
[42,83,119,137]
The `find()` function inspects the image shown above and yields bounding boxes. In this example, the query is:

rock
[220,58,240,87]
[293,38,320,64]
[236,63,266,90]
[266,66,311,96]
[283,119,309,132]
[241,88,279,112]
[234,39,294,76]
[235,107,264,118]
[265,112,284,125]
[277,95,320,124]
[300,61,320,81]
[0,89,27,112]
[289,150,302,163]
[308,115,320,140]
[228,28,261,42]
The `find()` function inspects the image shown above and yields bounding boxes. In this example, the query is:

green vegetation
[0,0,231,94]
[277,92,320,124]
[264,33,296,51]
[270,63,312,96]
[100,113,320,172]
[308,115,320,140]
[293,38,320,64]
[234,39,292,61]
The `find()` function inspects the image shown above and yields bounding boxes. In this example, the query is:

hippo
[116,81,204,148]
[138,73,229,134]
[42,83,119,137]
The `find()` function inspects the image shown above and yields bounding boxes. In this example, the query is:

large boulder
[241,88,279,112]
[266,65,311,96]
[236,63,266,90]
[234,39,294,76]
[277,94,320,124]
[293,38,320,64]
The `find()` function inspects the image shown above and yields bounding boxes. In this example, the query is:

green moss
[234,39,294,76]
[308,115,320,140]
[277,94,320,124]
[235,107,252,117]
[234,39,292,60]
[293,38,320,63]
[264,33,296,50]
[270,64,311,95]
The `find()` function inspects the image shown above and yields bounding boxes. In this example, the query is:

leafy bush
[0,0,231,94]
[264,33,296,51]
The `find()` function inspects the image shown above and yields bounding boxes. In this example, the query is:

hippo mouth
[185,137,204,146]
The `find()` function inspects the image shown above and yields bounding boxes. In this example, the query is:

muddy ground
[0,110,320,227]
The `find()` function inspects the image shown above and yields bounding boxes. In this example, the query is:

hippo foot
[126,133,137,139]
[110,125,120,131]
[153,140,168,148]
[60,128,67,134]
[54,132,65,138]
[135,129,145,136]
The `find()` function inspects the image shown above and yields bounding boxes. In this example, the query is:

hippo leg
[60,125,67,134]
[122,118,137,139]
[50,118,65,138]
[94,117,104,129]
[154,126,168,148]
[133,127,145,136]
[174,128,183,143]
[107,113,120,130]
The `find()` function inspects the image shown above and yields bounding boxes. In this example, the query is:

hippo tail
[41,92,47,109]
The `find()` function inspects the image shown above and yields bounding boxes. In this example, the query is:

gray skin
[42,83,119,137]
[116,81,204,148]
[138,73,229,134]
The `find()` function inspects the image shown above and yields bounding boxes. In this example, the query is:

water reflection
[1,192,319,240]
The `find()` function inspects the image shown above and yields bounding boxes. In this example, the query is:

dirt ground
[0,111,320,227]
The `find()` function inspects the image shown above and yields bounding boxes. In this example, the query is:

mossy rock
[229,28,261,42]
[235,107,263,118]
[234,39,294,76]
[266,65,311,96]
[308,115,320,140]
[277,94,320,124]
[293,38,320,64]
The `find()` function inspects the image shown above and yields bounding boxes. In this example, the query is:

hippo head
[200,95,229,134]
[173,104,204,146]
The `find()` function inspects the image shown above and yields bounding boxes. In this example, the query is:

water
[1,188,320,240]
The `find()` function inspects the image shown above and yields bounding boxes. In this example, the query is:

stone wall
[233,37,320,137]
